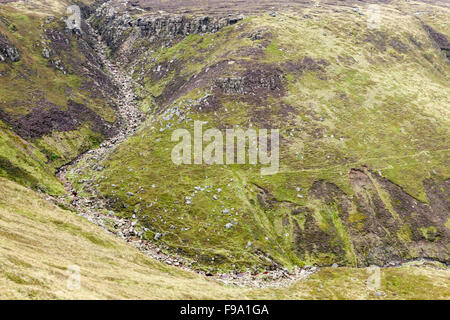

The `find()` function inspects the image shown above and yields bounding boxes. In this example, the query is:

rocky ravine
[47,12,315,289]
[87,1,450,267]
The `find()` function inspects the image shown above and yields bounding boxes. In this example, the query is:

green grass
[0,2,117,193]
[1,177,448,300]
[2,0,449,272]
[65,3,450,271]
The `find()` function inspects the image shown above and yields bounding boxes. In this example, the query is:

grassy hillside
[0,177,241,299]
[0,177,448,299]
[0,0,448,300]
[0,0,117,194]
[65,0,450,272]
[0,119,63,194]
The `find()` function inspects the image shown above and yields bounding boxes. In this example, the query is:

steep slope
[0,0,449,281]
[60,0,450,273]
[1,177,448,299]
[0,177,245,299]
[0,0,119,194]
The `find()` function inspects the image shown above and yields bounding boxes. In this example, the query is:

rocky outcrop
[214,77,246,94]
[214,64,285,97]
[136,15,242,39]
[424,24,450,59]
[0,33,19,62]
[91,3,243,58]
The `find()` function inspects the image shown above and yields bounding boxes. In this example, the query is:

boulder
[0,33,20,62]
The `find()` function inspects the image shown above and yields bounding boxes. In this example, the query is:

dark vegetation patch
[233,45,266,58]
[0,31,19,62]
[376,174,449,240]
[0,15,119,160]
[155,59,234,109]
[42,23,118,99]
[293,213,347,266]
[0,100,116,139]
[241,64,285,96]
[423,178,450,221]
[348,169,406,263]
[424,24,450,59]
[254,184,277,210]
[149,59,177,82]
[389,37,410,53]
[337,54,358,66]
[0,156,39,188]
[213,62,285,99]
[348,169,448,265]
[409,35,423,49]
[285,169,450,267]
[182,59,299,127]
[361,30,422,57]
[283,57,329,74]
[248,102,298,128]
[309,180,351,212]
[364,31,388,52]
[44,28,72,52]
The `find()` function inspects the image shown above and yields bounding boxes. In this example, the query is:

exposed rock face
[136,15,243,38]
[287,169,450,266]
[91,3,243,58]
[424,24,450,59]
[215,77,246,94]
[214,66,285,96]
[0,33,19,62]
[0,100,116,139]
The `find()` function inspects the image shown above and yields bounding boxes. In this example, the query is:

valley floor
[0,178,448,300]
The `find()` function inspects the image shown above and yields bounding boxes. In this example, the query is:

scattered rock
[42,47,51,59]
[154,233,162,241]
